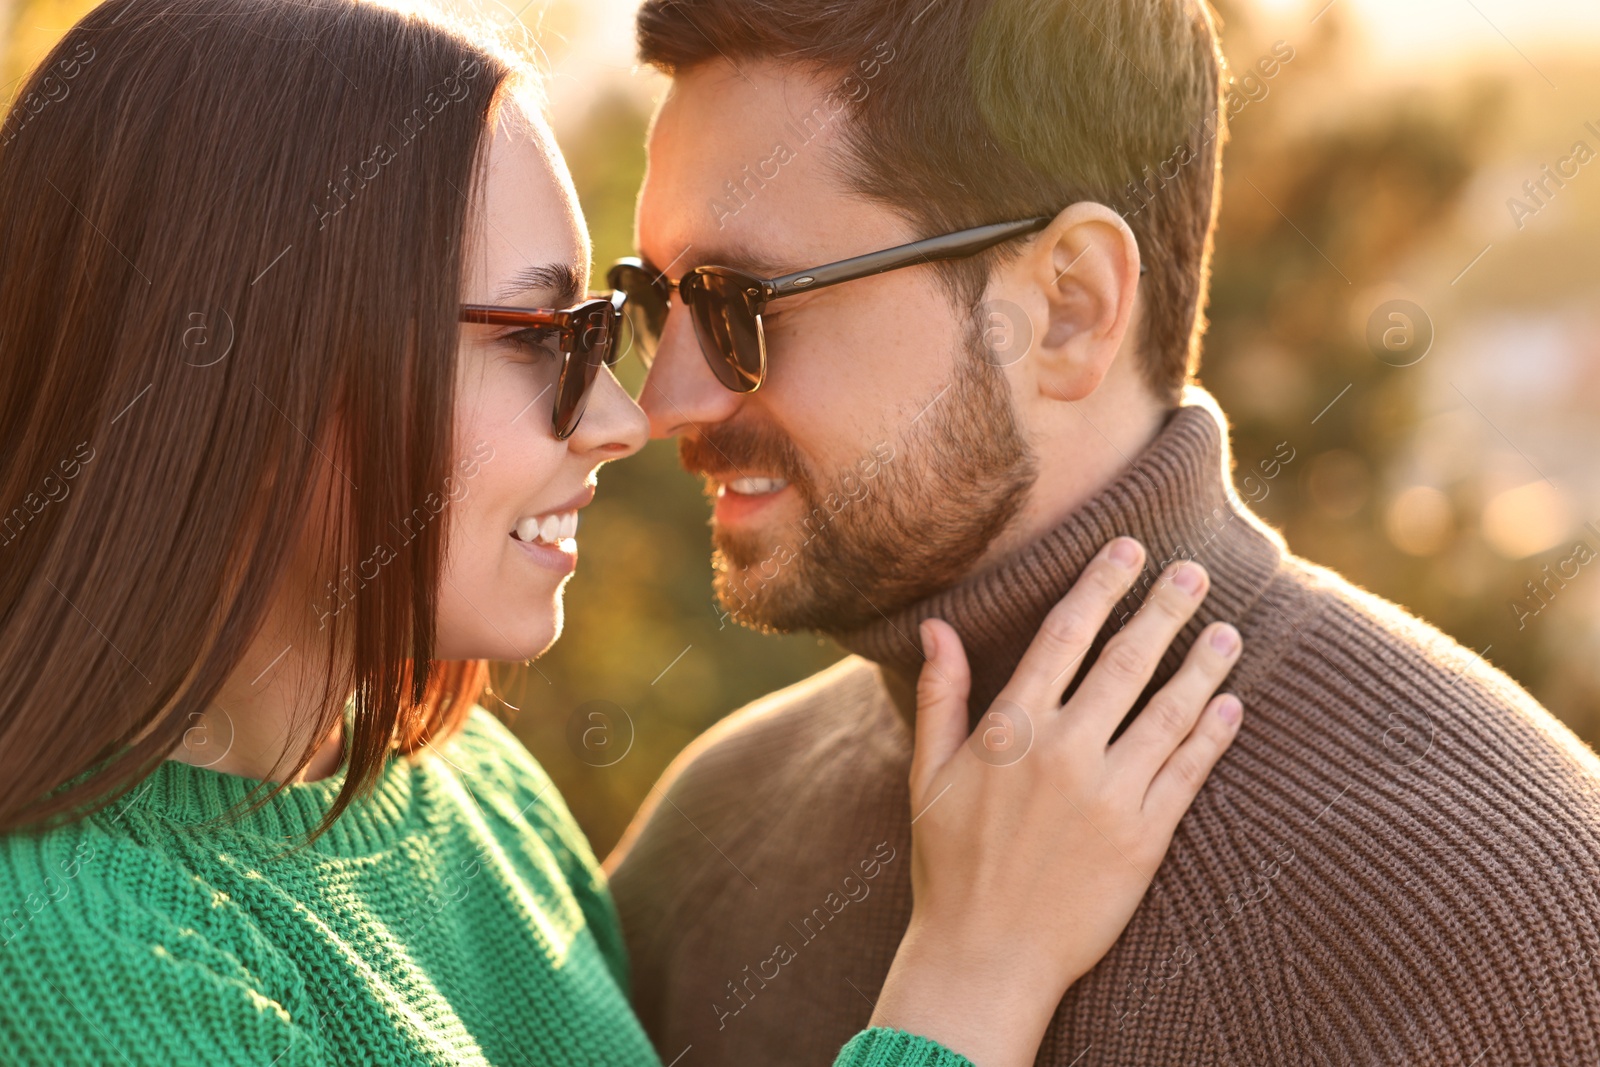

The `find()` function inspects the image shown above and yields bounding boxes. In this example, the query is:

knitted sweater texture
[0,706,969,1067]
[609,390,1600,1065]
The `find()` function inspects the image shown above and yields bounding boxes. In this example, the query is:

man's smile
[709,474,795,527]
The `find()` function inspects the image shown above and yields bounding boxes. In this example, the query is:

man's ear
[1004,202,1141,402]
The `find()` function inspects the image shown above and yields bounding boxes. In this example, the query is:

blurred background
[6,0,1598,857]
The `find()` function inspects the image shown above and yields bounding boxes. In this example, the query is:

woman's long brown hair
[0,0,521,841]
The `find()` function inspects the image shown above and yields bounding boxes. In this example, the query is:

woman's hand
[869,537,1244,1067]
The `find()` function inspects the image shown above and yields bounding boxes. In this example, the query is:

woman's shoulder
[0,797,241,990]
[432,704,633,991]
[0,790,235,954]
[0,813,111,951]
[0,807,323,1064]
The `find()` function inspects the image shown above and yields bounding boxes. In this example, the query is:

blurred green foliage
[1202,5,1600,748]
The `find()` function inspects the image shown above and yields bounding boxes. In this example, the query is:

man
[604,0,1600,1063]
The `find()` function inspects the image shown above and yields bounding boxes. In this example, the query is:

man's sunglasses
[606,216,1147,393]
[459,289,626,439]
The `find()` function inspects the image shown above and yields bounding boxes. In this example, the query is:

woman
[0,1,1246,1064]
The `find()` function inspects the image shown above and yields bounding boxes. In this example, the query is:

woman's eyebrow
[495,262,584,307]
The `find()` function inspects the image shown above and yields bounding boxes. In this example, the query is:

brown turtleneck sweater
[607,391,1600,1066]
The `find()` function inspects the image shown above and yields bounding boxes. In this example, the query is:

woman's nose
[567,364,648,460]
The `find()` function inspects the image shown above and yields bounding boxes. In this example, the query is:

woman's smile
[508,482,592,574]
[510,509,581,575]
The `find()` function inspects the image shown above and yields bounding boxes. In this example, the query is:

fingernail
[1217,695,1242,725]
[1209,624,1240,655]
[1172,562,1204,595]
[919,620,935,660]
[1108,538,1142,570]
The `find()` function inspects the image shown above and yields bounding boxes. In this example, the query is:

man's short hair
[637,0,1227,404]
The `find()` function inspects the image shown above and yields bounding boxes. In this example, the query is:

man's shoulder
[605,655,906,872]
[1282,554,1515,685]
[654,655,902,791]
[1225,551,1600,911]
[1103,557,1600,1060]
[1264,554,1600,782]
[712,652,894,727]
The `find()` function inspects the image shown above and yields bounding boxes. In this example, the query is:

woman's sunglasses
[459,289,627,440]
[606,216,1147,393]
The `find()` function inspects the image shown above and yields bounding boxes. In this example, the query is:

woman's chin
[436,599,561,663]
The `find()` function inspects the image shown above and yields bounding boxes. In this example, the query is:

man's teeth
[725,477,789,496]
[513,511,579,545]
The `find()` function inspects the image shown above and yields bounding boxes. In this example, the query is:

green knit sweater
[0,706,967,1067]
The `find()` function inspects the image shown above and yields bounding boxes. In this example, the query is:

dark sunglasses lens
[682,272,764,392]
[607,263,667,365]
[552,304,614,438]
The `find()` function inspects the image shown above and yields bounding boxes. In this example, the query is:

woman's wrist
[868,919,1066,1067]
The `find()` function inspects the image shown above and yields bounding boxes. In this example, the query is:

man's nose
[638,303,743,439]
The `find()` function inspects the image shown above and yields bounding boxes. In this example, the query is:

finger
[1062,559,1209,744]
[1142,693,1243,824]
[910,619,971,800]
[1000,537,1146,709]
[1108,621,1242,783]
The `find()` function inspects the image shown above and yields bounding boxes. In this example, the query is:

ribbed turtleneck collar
[830,389,1285,725]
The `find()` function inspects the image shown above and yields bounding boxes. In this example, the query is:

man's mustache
[678,422,811,492]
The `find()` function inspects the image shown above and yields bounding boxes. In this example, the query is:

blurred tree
[1200,3,1593,747]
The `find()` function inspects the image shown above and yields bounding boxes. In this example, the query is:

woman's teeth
[513,511,579,546]
[724,477,789,496]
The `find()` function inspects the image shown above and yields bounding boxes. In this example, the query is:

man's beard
[681,324,1038,634]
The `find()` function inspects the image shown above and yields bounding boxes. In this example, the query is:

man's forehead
[663,59,842,128]
[637,63,873,277]
[636,203,806,281]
